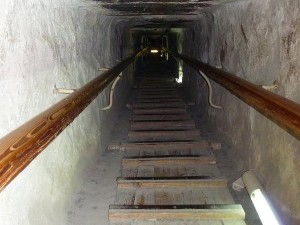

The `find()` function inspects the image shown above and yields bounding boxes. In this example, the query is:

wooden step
[132,114,191,121]
[133,108,187,115]
[128,130,200,142]
[138,94,180,99]
[133,102,186,109]
[130,120,195,131]
[115,186,234,205]
[108,141,221,151]
[136,97,183,103]
[109,204,245,221]
[122,156,216,167]
[122,164,221,178]
[117,176,227,188]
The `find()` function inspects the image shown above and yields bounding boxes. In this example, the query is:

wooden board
[130,120,195,131]
[112,141,221,151]
[133,108,187,115]
[133,102,186,109]
[117,177,227,188]
[122,156,216,167]
[136,97,183,103]
[138,94,180,99]
[132,114,191,121]
[111,220,247,225]
[128,130,201,142]
[109,204,245,221]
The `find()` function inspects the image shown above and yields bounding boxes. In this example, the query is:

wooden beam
[128,129,200,142]
[117,176,227,188]
[132,114,191,121]
[109,204,245,221]
[122,156,216,167]
[133,108,187,115]
[136,97,183,103]
[108,141,221,151]
[130,120,195,130]
[132,102,186,109]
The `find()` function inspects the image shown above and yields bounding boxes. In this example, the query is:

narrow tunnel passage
[0,0,299,225]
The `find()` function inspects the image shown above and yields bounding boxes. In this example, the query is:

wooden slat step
[133,102,186,109]
[117,177,227,188]
[130,120,195,131]
[133,108,187,115]
[110,220,247,225]
[128,130,200,142]
[132,114,191,121]
[109,141,221,151]
[109,204,245,221]
[122,164,221,178]
[115,186,234,205]
[139,88,175,91]
[136,98,183,103]
[122,156,216,167]
[138,94,180,99]
[139,90,177,94]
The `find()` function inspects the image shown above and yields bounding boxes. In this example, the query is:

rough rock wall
[0,1,131,224]
[182,0,300,224]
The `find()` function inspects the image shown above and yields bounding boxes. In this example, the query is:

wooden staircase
[109,78,246,225]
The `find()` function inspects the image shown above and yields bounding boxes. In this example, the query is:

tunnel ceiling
[97,0,228,16]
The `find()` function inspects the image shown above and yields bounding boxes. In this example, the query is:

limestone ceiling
[96,0,223,16]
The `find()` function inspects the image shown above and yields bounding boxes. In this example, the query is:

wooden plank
[154,165,220,177]
[137,98,183,103]
[117,177,227,188]
[122,156,216,167]
[130,120,195,131]
[137,166,155,177]
[110,220,247,225]
[133,108,187,115]
[109,204,245,221]
[128,130,201,142]
[138,94,180,99]
[133,102,186,109]
[132,114,191,121]
[110,141,221,151]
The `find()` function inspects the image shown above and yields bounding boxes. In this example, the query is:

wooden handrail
[0,50,145,192]
[170,51,300,140]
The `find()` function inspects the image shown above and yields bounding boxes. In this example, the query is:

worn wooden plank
[110,220,247,225]
[137,166,155,177]
[136,97,183,103]
[114,189,135,205]
[130,120,195,131]
[133,102,186,109]
[112,141,221,151]
[133,108,187,115]
[109,204,245,221]
[154,165,220,177]
[138,94,180,99]
[117,177,227,188]
[128,130,200,142]
[122,156,216,167]
[132,114,191,121]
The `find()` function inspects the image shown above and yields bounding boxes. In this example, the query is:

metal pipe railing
[169,51,300,141]
[0,50,145,192]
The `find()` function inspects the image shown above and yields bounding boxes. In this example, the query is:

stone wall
[182,0,300,224]
[0,0,131,224]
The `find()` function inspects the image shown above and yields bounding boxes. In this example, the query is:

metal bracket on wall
[53,85,76,94]
[259,80,279,91]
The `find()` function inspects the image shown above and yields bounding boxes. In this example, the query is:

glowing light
[150,49,159,53]
[243,171,282,225]
[250,189,281,225]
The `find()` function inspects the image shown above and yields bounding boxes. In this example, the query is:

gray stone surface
[0,0,132,224]
[182,0,300,224]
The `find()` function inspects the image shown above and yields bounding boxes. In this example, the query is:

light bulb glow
[250,189,280,225]
[150,49,159,53]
